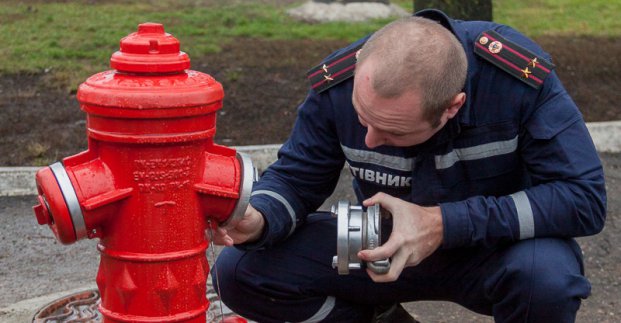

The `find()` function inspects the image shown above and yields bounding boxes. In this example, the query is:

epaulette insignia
[474,30,555,89]
[307,42,365,93]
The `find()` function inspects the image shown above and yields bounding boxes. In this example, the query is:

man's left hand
[358,192,443,283]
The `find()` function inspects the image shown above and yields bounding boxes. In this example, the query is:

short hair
[356,17,468,127]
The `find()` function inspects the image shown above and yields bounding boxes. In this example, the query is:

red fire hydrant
[32,23,253,322]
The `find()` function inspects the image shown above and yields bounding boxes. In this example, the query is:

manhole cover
[31,286,248,322]
[32,289,101,322]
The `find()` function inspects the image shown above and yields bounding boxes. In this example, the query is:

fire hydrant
[32,23,253,322]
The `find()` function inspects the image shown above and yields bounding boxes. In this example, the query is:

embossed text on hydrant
[133,157,191,193]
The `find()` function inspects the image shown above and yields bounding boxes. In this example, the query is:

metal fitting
[222,152,257,227]
[48,162,87,240]
[331,200,390,275]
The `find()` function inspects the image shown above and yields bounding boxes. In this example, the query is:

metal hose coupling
[331,200,391,275]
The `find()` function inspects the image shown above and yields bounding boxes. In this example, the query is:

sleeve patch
[474,30,555,89]
[306,42,365,93]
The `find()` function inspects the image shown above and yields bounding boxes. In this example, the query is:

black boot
[371,303,420,323]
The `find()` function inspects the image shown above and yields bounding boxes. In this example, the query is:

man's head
[353,16,467,148]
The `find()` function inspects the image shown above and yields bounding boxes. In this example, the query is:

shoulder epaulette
[474,30,555,89]
[307,42,365,93]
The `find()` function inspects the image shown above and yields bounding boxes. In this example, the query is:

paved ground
[0,152,620,322]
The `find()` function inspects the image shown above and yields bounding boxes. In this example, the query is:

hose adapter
[331,200,391,275]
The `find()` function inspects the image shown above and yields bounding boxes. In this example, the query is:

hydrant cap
[110,23,191,73]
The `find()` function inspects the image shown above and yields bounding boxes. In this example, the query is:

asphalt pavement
[1,137,620,322]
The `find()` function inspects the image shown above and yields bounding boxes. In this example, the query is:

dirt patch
[0,36,620,166]
[536,36,621,121]
[0,38,347,166]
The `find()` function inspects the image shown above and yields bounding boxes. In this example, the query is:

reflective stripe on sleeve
[510,191,535,239]
[341,145,414,171]
[252,190,297,237]
[435,136,518,170]
[294,296,335,323]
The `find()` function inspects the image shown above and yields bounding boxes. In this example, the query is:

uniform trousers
[213,212,591,322]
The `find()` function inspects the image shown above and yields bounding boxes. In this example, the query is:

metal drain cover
[32,289,101,322]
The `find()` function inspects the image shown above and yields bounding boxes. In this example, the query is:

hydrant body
[33,23,253,322]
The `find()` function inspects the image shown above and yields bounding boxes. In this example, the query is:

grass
[0,0,619,88]
[493,0,621,37]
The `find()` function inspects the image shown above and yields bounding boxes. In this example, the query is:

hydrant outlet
[34,163,81,244]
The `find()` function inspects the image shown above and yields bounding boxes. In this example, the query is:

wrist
[424,206,444,246]
[247,211,266,243]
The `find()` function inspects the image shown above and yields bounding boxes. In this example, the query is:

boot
[371,303,420,323]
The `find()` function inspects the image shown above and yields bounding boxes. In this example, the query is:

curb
[1,121,620,197]
[0,285,97,323]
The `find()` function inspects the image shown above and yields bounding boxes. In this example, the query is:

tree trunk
[414,0,492,21]
[314,0,390,4]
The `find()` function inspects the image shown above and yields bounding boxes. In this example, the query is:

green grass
[0,0,618,88]
[494,0,621,37]
[0,1,388,79]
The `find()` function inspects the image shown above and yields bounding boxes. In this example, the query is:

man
[213,9,606,322]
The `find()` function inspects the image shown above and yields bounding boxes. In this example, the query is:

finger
[367,249,407,283]
[226,229,254,245]
[358,233,402,261]
[363,192,399,213]
[216,226,228,235]
[362,192,388,206]
[212,234,234,246]
[210,227,234,246]
[221,218,240,230]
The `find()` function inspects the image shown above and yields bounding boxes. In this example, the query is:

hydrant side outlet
[33,23,252,323]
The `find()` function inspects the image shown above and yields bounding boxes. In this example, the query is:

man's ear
[444,92,466,119]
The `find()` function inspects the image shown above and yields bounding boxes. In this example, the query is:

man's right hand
[212,204,265,246]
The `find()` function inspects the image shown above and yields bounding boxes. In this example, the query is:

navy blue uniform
[214,10,606,322]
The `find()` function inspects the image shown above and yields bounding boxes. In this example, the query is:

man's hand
[212,204,265,246]
[358,192,443,283]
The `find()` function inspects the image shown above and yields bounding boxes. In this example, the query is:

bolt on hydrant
[32,23,253,322]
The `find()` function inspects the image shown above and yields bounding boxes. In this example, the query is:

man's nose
[365,128,383,149]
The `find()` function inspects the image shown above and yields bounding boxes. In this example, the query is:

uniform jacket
[248,9,606,249]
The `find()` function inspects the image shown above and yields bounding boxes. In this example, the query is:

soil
[0,33,620,321]
[0,36,620,166]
